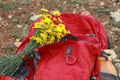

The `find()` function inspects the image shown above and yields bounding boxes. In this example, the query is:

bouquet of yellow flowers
[0,8,69,77]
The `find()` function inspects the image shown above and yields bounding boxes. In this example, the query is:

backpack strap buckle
[100,50,111,60]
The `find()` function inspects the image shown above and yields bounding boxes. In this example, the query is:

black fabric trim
[100,72,119,80]
[60,34,78,41]
[107,37,110,49]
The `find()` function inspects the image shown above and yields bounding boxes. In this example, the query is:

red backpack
[0,13,108,80]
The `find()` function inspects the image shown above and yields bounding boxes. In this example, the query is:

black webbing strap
[100,50,111,60]
[13,49,40,80]
[100,72,119,80]
[107,36,110,49]
[33,49,41,80]
[33,49,41,70]
[13,61,31,80]
[60,34,78,41]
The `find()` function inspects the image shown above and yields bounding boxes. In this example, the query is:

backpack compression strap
[60,34,78,41]
[100,72,119,80]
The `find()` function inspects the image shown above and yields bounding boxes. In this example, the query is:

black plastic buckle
[100,50,111,60]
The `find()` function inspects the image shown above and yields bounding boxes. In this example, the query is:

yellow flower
[56,26,63,32]
[41,8,48,12]
[39,14,46,19]
[39,22,45,27]
[40,33,47,40]
[58,24,65,28]
[31,8,68,45]
[34,22,41,28]
[46,29,52,33]
[44,17,52,24]
[46,14,52,19]
[35,37,41,43]
[56,33,63,40]
[52,10,61,16]
[49,36,55,44]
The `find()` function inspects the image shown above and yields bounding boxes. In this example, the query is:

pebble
[114,60,120,78]
[114,59,120,63]
[15,39,20,42]
[8,15,12,19]
[0,17,2,21]
[110,10,120,22]
[30,15,40,21]
[111,27,119,32]
[14,41,22,47]
[81,10,91,15]
[100,2,105,6]
[63,1,67,4]
[14,39,22,47]
[18,7,22,10]
[17,24,23,28]
[73,8,77,13]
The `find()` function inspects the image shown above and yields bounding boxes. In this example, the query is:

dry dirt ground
[0,0,120,75]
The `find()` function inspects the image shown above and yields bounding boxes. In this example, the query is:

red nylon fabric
[34,40,100,80]
[0,13,108,80]
[16,13,108,53]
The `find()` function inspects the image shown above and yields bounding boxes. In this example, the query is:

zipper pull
[66,46,76,65]
[66,46,72,56]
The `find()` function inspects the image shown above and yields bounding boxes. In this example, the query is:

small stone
[17,24,23,28]
[114,63,120,77]
[104,49,117,60]
[73,8,77,13]
[111,27,119,32]
[15,39,20,42]
[100,2,104,6]
[4,31,7,33]
[63,1,67,4]
[14,41,22,47]
[114,59,120,63]
[8,15,12,19]
[18,7,22,10]
[12,38,15,40]
[110,10,120,22]
[30,15,40,21]
[102,21,109,25]
[81,10,91,15]
[0,17,2,21]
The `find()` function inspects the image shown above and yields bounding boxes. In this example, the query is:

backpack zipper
[57,45,77,80]
[66,46,76,65]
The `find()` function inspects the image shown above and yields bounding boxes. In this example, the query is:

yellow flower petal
[41,8,48,12]
[56,27,63,32]
[52,10,61,16]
